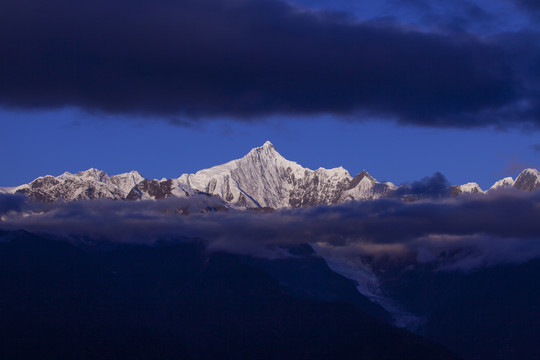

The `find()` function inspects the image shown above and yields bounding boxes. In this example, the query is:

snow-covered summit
[453,182,484,195]
[76,168,107,182]
[178,141,310,208]
[514,168,540,192]
[486,169,540,193]
[175,141,392,208]
[489,177,515,191]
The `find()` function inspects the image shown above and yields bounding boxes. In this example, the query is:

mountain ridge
[1,141,539,207]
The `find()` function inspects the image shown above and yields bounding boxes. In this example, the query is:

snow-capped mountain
[450,182,484,196]
[489,177,515,191]
[453,168,540,196]
[8,169,144,203]
[177,141,307,208]
[175,141,394,208]
[1,142,539,207]
[513,168,540,192]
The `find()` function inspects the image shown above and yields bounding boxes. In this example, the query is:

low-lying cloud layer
[1,0,539,128]
[1,188,539,271]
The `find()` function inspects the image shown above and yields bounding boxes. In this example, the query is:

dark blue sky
[1,0,539,189]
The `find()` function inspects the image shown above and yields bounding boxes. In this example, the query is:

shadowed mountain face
[377,259,540,360]
[0,230,458,360]
[239,244,391,323]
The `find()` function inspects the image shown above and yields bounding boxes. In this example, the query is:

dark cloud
[1,189,540,270]
[0,0,537,128]
[393,172,451,198]
[493,31,540,121]
[513,0,540,11]
[0,194,27,215]
[386,0,497,33]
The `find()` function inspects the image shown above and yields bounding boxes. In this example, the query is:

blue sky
[1,0,539,189]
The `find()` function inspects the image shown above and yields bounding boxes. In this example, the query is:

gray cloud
[1,189,540,271]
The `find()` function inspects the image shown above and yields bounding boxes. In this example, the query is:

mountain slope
[0,230,460,360]
[379,258,540,360]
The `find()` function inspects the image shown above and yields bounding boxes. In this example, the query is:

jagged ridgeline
[1,141,539,208]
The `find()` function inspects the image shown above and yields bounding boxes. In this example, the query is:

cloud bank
[0,193,26,216]
[1,0,539,128]
[1,188,540,271]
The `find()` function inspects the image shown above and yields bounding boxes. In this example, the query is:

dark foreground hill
[0,230,458,360]
[380,259,540,360]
